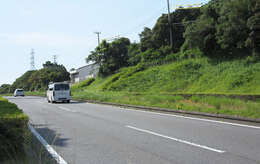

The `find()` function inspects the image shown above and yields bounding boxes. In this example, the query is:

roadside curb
[28,124,68,164]
[82,100,260,123]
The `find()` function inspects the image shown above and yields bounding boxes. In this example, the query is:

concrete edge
[83,100,260,123]
[28,124,68,164]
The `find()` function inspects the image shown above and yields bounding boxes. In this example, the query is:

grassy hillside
[73,57,260,94]
[71,56,260,119]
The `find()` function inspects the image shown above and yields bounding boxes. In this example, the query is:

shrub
[0,97,29,162]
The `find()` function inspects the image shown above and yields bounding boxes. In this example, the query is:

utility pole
[94,32,101,46]
[167,0,173,47]
[30,49,36,70]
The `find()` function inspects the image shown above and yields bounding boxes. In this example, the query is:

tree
[12,71,36,91]
[0,84,11,94]
[11,61,70,91]
[138,8,201,53]
[139,27,154,52]
[216,0,252,54]
[183,0,224,55]
[152,8,201,52]
[183,0,259,58]
[246,0,260,56]
[86,37,131,76]
[128,43,142,66]
[43,61,54,68]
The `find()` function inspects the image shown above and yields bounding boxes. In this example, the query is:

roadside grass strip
[0,97,29,162]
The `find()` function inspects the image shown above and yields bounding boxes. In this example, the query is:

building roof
[77,63,98,70]
[70,63,98,75]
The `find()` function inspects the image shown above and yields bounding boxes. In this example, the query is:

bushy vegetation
[5,61,70,93]
[0,84,11,94]
[183,0,260,58]
[0,97,29,162]
[86,38,131,76]
[86,0,260,77]
[86,7,201,76]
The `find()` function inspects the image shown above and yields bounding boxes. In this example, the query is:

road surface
[7,96,260,164]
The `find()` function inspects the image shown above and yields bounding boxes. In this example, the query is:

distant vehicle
[47,82,70,103]
[14,89,25,97]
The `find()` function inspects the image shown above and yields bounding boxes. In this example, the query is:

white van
[47,82,70,103]
[14,89,25,97]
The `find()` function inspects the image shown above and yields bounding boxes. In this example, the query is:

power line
[92,2,204,45]
[119,6,166,37]
[98,3,182,43]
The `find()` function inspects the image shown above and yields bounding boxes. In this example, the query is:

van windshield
[54,84,69,91]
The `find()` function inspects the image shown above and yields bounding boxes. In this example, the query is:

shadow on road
[33,124,70,147]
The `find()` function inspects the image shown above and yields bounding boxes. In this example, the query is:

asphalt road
[6,96,260,164]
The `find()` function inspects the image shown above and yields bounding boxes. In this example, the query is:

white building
[70,64,99,84]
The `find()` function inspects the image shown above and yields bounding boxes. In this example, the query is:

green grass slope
[81,57,260,94]
[71,57,260,119]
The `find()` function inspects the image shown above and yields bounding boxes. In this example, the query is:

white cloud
[0,32,97,48]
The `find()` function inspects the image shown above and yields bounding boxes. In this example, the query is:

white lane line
[126,125,225,154]
[28,124,68,164]
[58,106,76,113]
[121,108,260,130]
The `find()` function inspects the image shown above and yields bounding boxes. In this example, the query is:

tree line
[87,0,260,76]
[0,61,70,93]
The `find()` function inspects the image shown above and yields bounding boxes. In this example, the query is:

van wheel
[67,100,70,103]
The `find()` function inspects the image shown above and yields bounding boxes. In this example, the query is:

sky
[0,0,209,85]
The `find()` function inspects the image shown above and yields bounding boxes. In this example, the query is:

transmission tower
[30,49,36,70]
[53,55,57,64]
[94,32,101,46]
